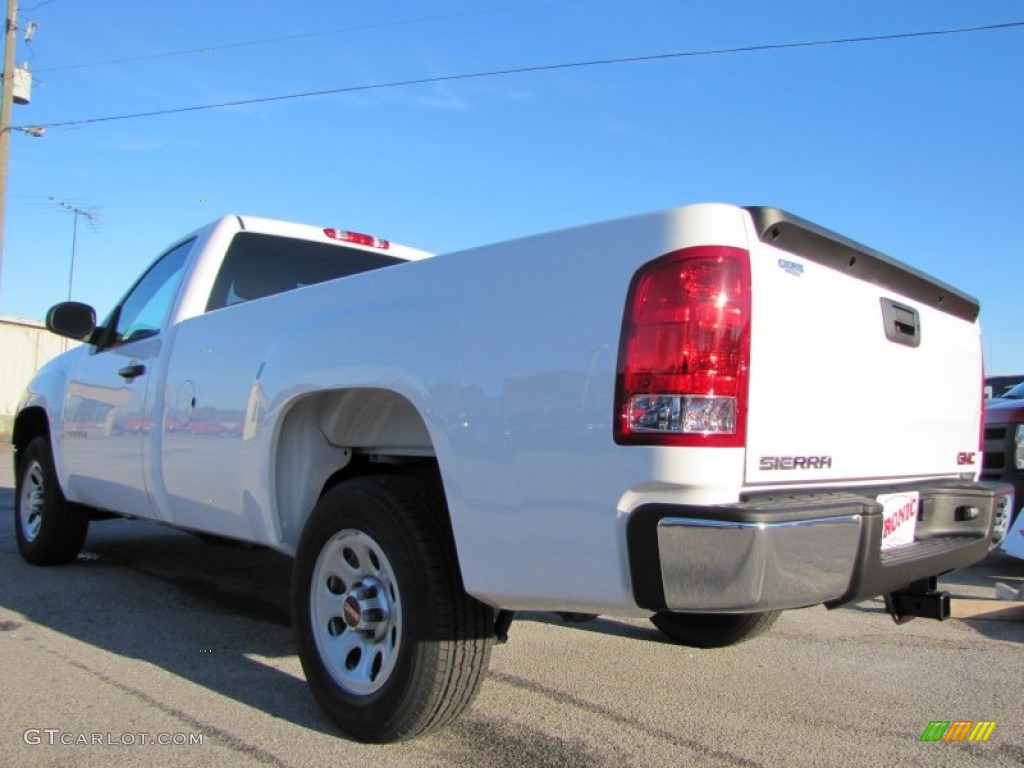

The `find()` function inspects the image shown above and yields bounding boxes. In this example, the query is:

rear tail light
[615,245,751,447]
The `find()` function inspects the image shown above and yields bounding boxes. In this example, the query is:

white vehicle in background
[13,204,1013,742]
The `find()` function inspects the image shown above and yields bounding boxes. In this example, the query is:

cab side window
[108,239,194,345]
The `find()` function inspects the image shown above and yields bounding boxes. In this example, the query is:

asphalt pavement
[1,445,1022,767]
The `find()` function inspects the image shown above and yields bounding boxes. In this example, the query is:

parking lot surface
[1,446,1022,767]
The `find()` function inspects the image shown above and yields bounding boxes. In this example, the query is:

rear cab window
[206,232,404,312]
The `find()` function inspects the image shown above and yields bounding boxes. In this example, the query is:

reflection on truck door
[61,240,193,516]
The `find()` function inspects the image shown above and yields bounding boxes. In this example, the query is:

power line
[34,0,587,73]
[21,0,57,11]
[17,20,1024,131]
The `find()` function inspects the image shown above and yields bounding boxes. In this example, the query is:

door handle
[118,363,146,380]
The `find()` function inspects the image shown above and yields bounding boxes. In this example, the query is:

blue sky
[1,0,1021,371]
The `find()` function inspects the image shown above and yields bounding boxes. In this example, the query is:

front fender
[14,347,84,484]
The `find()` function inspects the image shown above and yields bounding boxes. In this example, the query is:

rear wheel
[651,610,780,649]
[292,475,493,743]
[15,436,89,565]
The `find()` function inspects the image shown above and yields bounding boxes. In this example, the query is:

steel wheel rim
[310,529,403,695]
[19,460,45,543]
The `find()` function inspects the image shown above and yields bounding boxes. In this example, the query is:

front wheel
[292,475,493,743]
[651,610,780,649]
[15,436,89,565]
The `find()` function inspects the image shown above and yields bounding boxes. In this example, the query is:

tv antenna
[49,197,100,300]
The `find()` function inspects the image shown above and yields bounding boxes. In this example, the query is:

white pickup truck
[13,203,1013,742]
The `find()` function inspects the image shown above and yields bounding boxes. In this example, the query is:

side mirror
[45,301,97,341]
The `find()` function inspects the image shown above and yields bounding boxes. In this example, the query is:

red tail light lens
[615,245,751,447]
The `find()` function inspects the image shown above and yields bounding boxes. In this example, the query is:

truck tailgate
[742,208,982,486]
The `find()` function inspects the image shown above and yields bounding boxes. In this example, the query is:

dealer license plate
[877,491,919,551]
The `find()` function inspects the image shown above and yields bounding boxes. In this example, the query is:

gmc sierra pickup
[13,203,1013,742]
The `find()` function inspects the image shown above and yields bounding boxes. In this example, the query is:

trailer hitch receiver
[884,577,951,625]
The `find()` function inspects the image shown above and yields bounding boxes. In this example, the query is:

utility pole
[0,0,17,306]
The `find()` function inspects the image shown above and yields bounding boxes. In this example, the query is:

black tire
[14,436,89,565]
[292,475,494,743]
[651,609,780,649]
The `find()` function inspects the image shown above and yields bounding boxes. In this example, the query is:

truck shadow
[0,497,339,737]
[515,611,674,644]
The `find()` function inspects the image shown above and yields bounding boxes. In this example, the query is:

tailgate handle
[880,298,920,348]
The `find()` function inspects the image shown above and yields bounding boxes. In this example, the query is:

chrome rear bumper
[656,515,862,612]
[627,481,1014,614]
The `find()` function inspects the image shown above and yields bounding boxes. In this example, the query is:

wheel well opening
[320,453,442,498]
[12,407,50,473]
[274,388,440,551]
